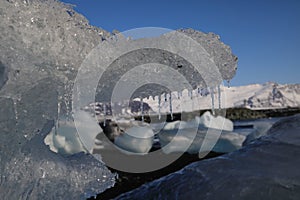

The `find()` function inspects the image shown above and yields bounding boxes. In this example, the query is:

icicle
[218,85,221,109]
[210,87,215,115]
[169,93,173,120]
[227,80,231,88]
[158,95,161,120]
[103,103,106,126]
[164,93,167,102]
[140,97,144,122]
[55,100,61,135]
[177,91,181,99]
[188,90,193,99]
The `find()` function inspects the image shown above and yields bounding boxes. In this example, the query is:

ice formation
[114,125,154,154]
[161,111,234,132]
[198,111,233,131]
[159,128,245,154]
[217,85,221,109]
[158,95,161,120]
[210,87,215,115]
[144,83,300,114]
[140,97,144,122]
[0,0,115,198]
[0,0,238,198]
[116,114,300,199]
[158,112,243,154]
[44,120,87,155]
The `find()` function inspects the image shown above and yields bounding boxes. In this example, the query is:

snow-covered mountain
[143,82,300,114]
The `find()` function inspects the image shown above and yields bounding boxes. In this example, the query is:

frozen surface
[116,114,300,199]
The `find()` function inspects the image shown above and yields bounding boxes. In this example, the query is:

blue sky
[61,0,300,86]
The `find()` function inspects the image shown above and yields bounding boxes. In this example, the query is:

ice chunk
[158,128,245,154]
[73,110,103,153]
[0,119,115,200]
[44,119,87,155]
[163,119,198,130]
[163,120,184,130]
[114,125,154,154]
[158,113,239,154]
[198,111,233,131]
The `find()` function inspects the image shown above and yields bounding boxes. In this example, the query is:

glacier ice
[114,125,154,154]
[0,0,115,198]
[198,111,233,131]
[44,120,87,155]
[116,114,300,199]
[0,0,239,198]
[91,29,238,102]
[0,116,115,200]
[159,125,244,154]
[158,112,242,154]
